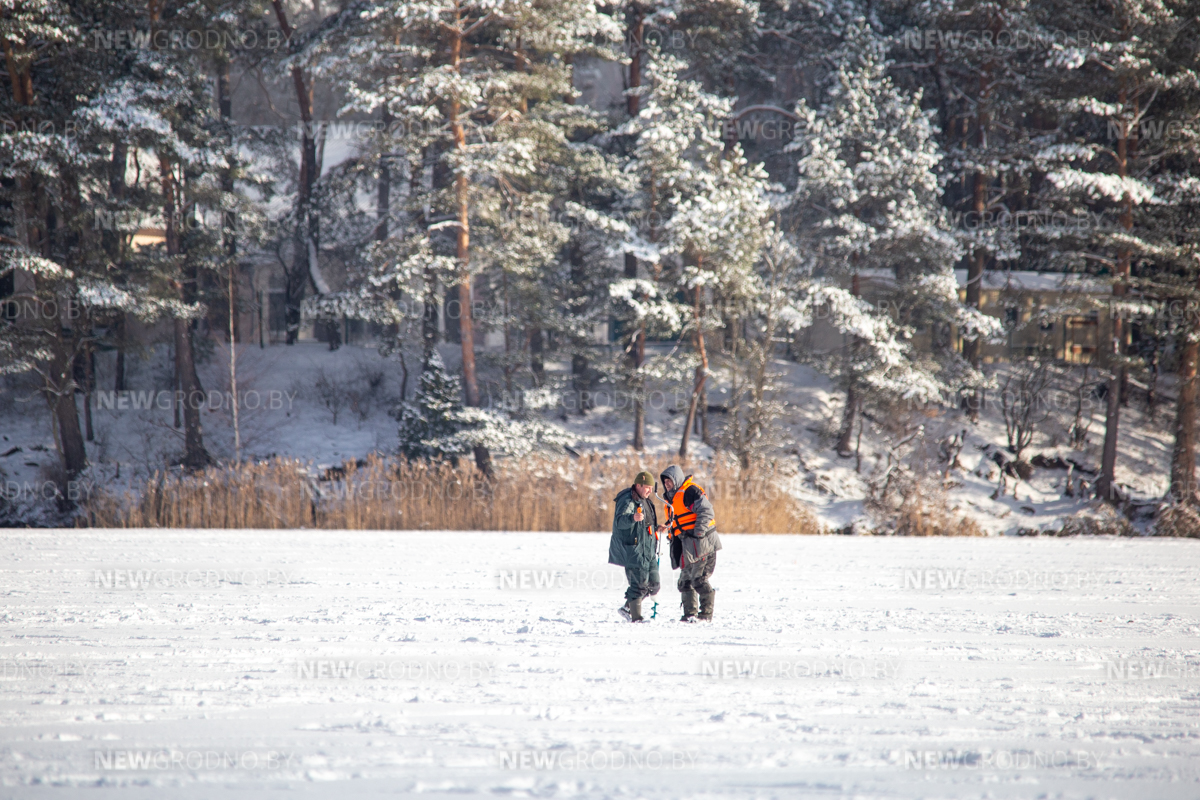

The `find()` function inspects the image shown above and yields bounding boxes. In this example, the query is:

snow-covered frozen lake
[2,530,1198,798]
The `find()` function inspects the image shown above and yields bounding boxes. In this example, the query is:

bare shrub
[894,492,986,537]
[1154,503,1200,538]
[312,368,347,425]
[862,411,986,536]
[1057,506,1134,537]
[347,361,387,424]
[1000,359,1052,462]
[1069,363,1094,448]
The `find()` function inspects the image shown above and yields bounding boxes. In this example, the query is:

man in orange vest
[659,465,721,622]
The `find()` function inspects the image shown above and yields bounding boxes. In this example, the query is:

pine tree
[307,0,618,474]
[613,52,727,453]
[2,0,228,474]
[394,351,465,461]
[719,230,806,467]
[883,0,1044,419]
[782,25,1001,455]
[664,135,774,457]
[1027,0,1200,501]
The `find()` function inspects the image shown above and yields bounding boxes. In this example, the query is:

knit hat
[634,471,654,487]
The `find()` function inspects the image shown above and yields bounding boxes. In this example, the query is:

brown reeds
[893,493,986,537]
[82,453,823,533]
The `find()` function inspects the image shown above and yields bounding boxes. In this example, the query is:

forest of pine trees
[6,0,1200,526]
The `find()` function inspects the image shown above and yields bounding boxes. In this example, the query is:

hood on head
[660,465,685,497]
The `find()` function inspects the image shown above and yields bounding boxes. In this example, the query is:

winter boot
[619,598,644,622]
[680,590,699,622]
[698,590,715,621]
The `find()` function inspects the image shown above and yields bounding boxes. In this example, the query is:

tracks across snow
[1,530,1198,798]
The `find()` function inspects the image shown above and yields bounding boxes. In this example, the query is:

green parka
[607,486,660,570]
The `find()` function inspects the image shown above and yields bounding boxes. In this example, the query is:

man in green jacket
[608,471,661,622]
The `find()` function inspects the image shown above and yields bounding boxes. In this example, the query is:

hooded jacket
[608,485,660,569]
[660,465,722,570]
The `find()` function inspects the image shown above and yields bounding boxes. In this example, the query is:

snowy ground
[2,530,1199,798]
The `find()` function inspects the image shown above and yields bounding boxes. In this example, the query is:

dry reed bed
[82,454,823,533]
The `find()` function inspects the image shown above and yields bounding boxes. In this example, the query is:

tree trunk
[1099,89,1134,503]
[423,269,439,363]
[837,382,858,456]
[218,56,240,462]
[679,285,708,457]
[50,360,87,478]
[82,344,94,442]
[625,7,646,452]
[1170,282,1200,504]
[174,318,209,469]
[626,7,643,118]
[114,312,126,391]
[962,177,987,420]
[271,0,319,345]
[961,56,992,421]
[161,157,209,470]
[626,252,646,450]
[173,338,181,429]
[376,107,391,242]
[838,272,862,456]
[2,36,34,106]
[1170,331,1198,504]
[447,19,491,477]
[568,241,592,415]
[150,0,206,467]
[443,284,461,343]
[529,326,545,387]
[109,139,128,392]
[571,353,591,414]
[416,145,439,364]
[229,261,241,462]
[398,349,409,402]
[8,31,85,476]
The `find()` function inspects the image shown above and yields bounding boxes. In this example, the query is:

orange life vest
[667,476,704,538]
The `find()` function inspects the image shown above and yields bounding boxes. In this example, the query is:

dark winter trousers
[625,565,661,601]
[677,554,716,594]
